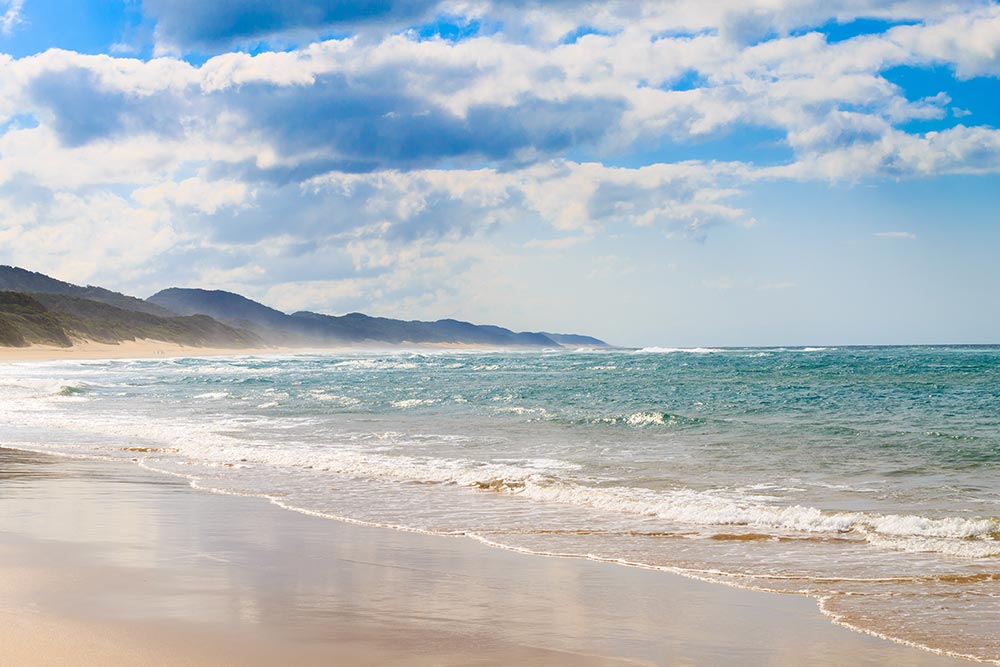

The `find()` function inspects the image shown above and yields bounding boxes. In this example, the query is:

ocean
[1,346,997,662]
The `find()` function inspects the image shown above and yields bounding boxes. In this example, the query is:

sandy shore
[0,447,970,666]
[0,339,546,362]
[0,339,290,362]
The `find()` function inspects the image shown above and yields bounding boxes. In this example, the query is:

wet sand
[0,447,972,666]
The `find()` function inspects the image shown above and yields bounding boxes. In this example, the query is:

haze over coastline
[0,265,607,351]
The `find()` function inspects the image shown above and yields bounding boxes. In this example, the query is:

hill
[0,291,262,348]
[0,292,73,347]
[538,333,608,347]
[0,266,610,350]
[148,288,587,347]
[0,266,175,317]
[148,288,289,328]
[290,311,558,347]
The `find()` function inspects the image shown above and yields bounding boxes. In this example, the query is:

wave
[193,391,229,400]
[633,346,834,354]
[507,483,1000,550]
[109,428,999,558]
[391,398,438,408]
[100,449,1000,666]
[9,393,993,559]
[635,347,725,354]
[595,411,703,428]
[308,391,361,406]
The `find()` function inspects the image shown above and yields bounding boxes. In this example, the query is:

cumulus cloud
[887,4,1000,78]
[8,9,999,178]
[765,124,1000,180]
[470,0,987,47]
[29,66,190,147]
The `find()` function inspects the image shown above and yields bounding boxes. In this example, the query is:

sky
[0,1,998,346]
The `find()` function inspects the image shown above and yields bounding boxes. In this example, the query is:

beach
[0,340,519,363]
[2,1,996,663]
[0,446,970,666]
[0,340,285,362]
[1,345,997,665]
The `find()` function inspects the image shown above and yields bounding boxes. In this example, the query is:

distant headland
[0,266,608,351]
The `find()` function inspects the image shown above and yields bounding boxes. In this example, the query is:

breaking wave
[136,434,1000,559]
[636,347,725,354]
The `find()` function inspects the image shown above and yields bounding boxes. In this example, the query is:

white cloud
[0,1,998,321]
[2,6,997,181]
[305,160,753,236]
[0,190,183,286]
[133,177,251,214]
[764,125,1000,181]
[887,4,1000,78]
[0,0,23,35]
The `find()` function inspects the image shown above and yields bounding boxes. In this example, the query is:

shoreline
[160,461,990,666]
[0,446,972,666]
[0,339,567,362]
[0,339,290,362]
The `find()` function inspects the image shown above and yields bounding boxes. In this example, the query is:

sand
[0,339,289,362]
[0,447,971,666]
[0,339,537,362]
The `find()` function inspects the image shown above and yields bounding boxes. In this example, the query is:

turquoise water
[1,346,998,661]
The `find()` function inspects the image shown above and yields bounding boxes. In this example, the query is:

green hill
[0,265,175,317]
[0,266,611,350]
[0,292,72,347]
[0,291,262,348]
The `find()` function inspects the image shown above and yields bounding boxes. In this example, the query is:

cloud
[133,177,251,214]
[523,236,590,250]
[8,8,1000,181]
[0,0,23,35]
[14,46,627,171]
[234,75,627,169]
[1,1,1000,320]
[303,159,752,236]
[465,1,976,47]
[145,0,443,53]
[136,0,990,56]
[0,187,183,287]
[887,5,1000,78]
[28,66,189,147]
[875,231,917,239]
[765,125,1000,180]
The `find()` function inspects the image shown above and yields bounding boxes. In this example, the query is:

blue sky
[0,1,998,346]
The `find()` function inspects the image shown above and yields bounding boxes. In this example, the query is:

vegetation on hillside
[0,291,262,348]
[0,265,175,317]
[0,292,73,347]
[0,266,609,350]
